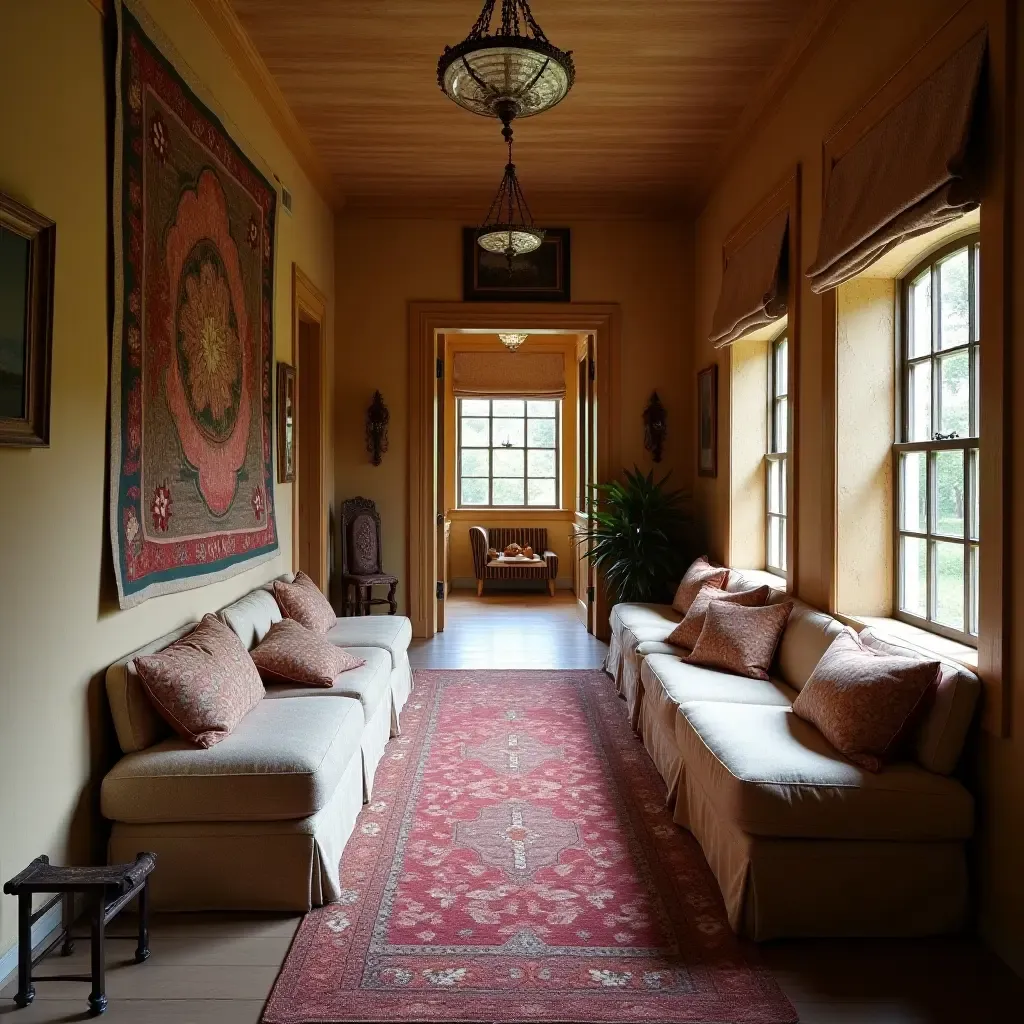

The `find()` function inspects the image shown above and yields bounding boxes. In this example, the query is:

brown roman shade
[709,209,789,348]
[807,31,987,294]
[452,351,566,399]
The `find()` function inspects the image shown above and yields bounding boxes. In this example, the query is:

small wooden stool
[3,853,156,1016]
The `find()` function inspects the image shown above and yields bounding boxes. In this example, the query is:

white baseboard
[0,898,67,992]
[450,577,573,591]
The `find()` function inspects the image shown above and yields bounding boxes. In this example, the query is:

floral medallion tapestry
[109,0,278,608]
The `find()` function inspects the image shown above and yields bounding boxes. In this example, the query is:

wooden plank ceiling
[230,0,823,218]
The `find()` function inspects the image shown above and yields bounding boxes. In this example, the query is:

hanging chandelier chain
[464,0,550,42]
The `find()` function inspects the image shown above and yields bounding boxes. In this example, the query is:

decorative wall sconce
[366,390,390,466]
[643,391,667,463]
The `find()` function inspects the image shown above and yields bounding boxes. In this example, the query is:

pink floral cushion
[251,619,365,687]
[667,584,771,650]
[671,556,729,614]
[687,599,793,680]
[792,629,940,772]
[133,614,264,748]
[273,571,337,633]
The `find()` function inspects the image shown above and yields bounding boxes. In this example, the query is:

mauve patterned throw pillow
[792,628,940,772]
[687,599,793,680]
[273,571,337,633]
[671,557,729,615]
[133,614,264,748]
[252,619,365,687]
[667,583,771,650]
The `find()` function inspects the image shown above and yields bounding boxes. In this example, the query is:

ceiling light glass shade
[499,333,529,351]
[478,227,543,256]
[438,1,575,139]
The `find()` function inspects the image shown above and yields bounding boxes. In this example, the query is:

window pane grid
[896,237,979,644]
[457,398,560,509]
[765,334,789,576]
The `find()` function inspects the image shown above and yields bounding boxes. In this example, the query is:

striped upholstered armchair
[469,526,559,597]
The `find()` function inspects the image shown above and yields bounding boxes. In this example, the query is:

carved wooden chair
[340,497,398,616]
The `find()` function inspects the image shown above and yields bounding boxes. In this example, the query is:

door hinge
[436,581,445,600]
[587,585,595,603]
[588,357,595,381]
[436,358,444,379]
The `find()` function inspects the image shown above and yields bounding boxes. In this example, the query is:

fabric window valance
[807,30,987,294]
[452,351,566,399]
[709,209,789,348]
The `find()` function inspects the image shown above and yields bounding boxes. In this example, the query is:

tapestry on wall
[109,0,278,609]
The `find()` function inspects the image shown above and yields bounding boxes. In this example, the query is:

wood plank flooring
[3,594,1022,1023]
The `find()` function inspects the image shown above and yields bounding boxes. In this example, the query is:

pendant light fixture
[438,0,575,144]
[477,138,544,262]
[498,333,529,351]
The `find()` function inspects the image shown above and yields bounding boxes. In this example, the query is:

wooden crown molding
[187,0,339,209]
[88,0,339,208]
[698,0,853,204]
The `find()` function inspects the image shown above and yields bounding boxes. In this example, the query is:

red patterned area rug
[263,671,797,1024]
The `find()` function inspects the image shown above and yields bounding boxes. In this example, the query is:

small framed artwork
[276,362,295,483]
[463,227,570,302]
[1,191,56,446]
[697,364,718,478]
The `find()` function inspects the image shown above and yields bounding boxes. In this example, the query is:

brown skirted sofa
[469,526,559,596]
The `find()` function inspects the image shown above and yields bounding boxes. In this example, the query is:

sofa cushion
[688,600,793,680]
[263,647,392,720]
[101,695,364,824]
[134,615,265,749]
[672,556,729,614]
[860,629,981,775]
[218,587,282,651]
[725,568,787,593]
[609,603,680,638]
[107,622,196,754]
[676,702,973,841]
[769,593,845,691]
[792,629,940,772]
[252,619,366,688]
[666,584,771,650]
[273,571,337,633]
[324,615,413,670]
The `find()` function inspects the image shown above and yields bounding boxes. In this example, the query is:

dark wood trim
[697,364,718,479]
[0,192,55,447]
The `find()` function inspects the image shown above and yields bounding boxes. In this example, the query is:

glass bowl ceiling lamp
[477,138,544,261]
[499,332,529,351]
[438,0,575,144]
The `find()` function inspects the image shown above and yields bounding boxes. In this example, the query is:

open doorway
[292,265,328,591]
[407,303,620,645]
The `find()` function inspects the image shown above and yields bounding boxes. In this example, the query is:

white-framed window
[765,334,788,575]
[457,397,560,508]
[895,235,980,644]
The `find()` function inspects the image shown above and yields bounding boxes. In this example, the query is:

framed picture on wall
[1,191,55,446]
[462,228,571,302]
[277,362,295,483]
[697,364,718,478]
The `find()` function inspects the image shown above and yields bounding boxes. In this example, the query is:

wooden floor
[4,594,1022,1023]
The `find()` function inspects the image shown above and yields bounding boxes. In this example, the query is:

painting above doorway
[108,0,278,608]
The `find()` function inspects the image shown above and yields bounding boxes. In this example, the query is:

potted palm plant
[574,467,697,604]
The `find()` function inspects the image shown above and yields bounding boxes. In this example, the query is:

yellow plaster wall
[0,0,334,960]
[334,216,693,613]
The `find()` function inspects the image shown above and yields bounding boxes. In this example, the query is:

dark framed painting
[463,228,571,302]
[277,362,295,484]
[697,364,718,478]
[0,191,55,446]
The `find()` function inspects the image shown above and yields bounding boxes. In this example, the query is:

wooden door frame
[408,302,621,641]
[292,264,329,591]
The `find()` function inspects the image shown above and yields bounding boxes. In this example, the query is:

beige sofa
[100,576,413,912]
[607,569,981,940]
